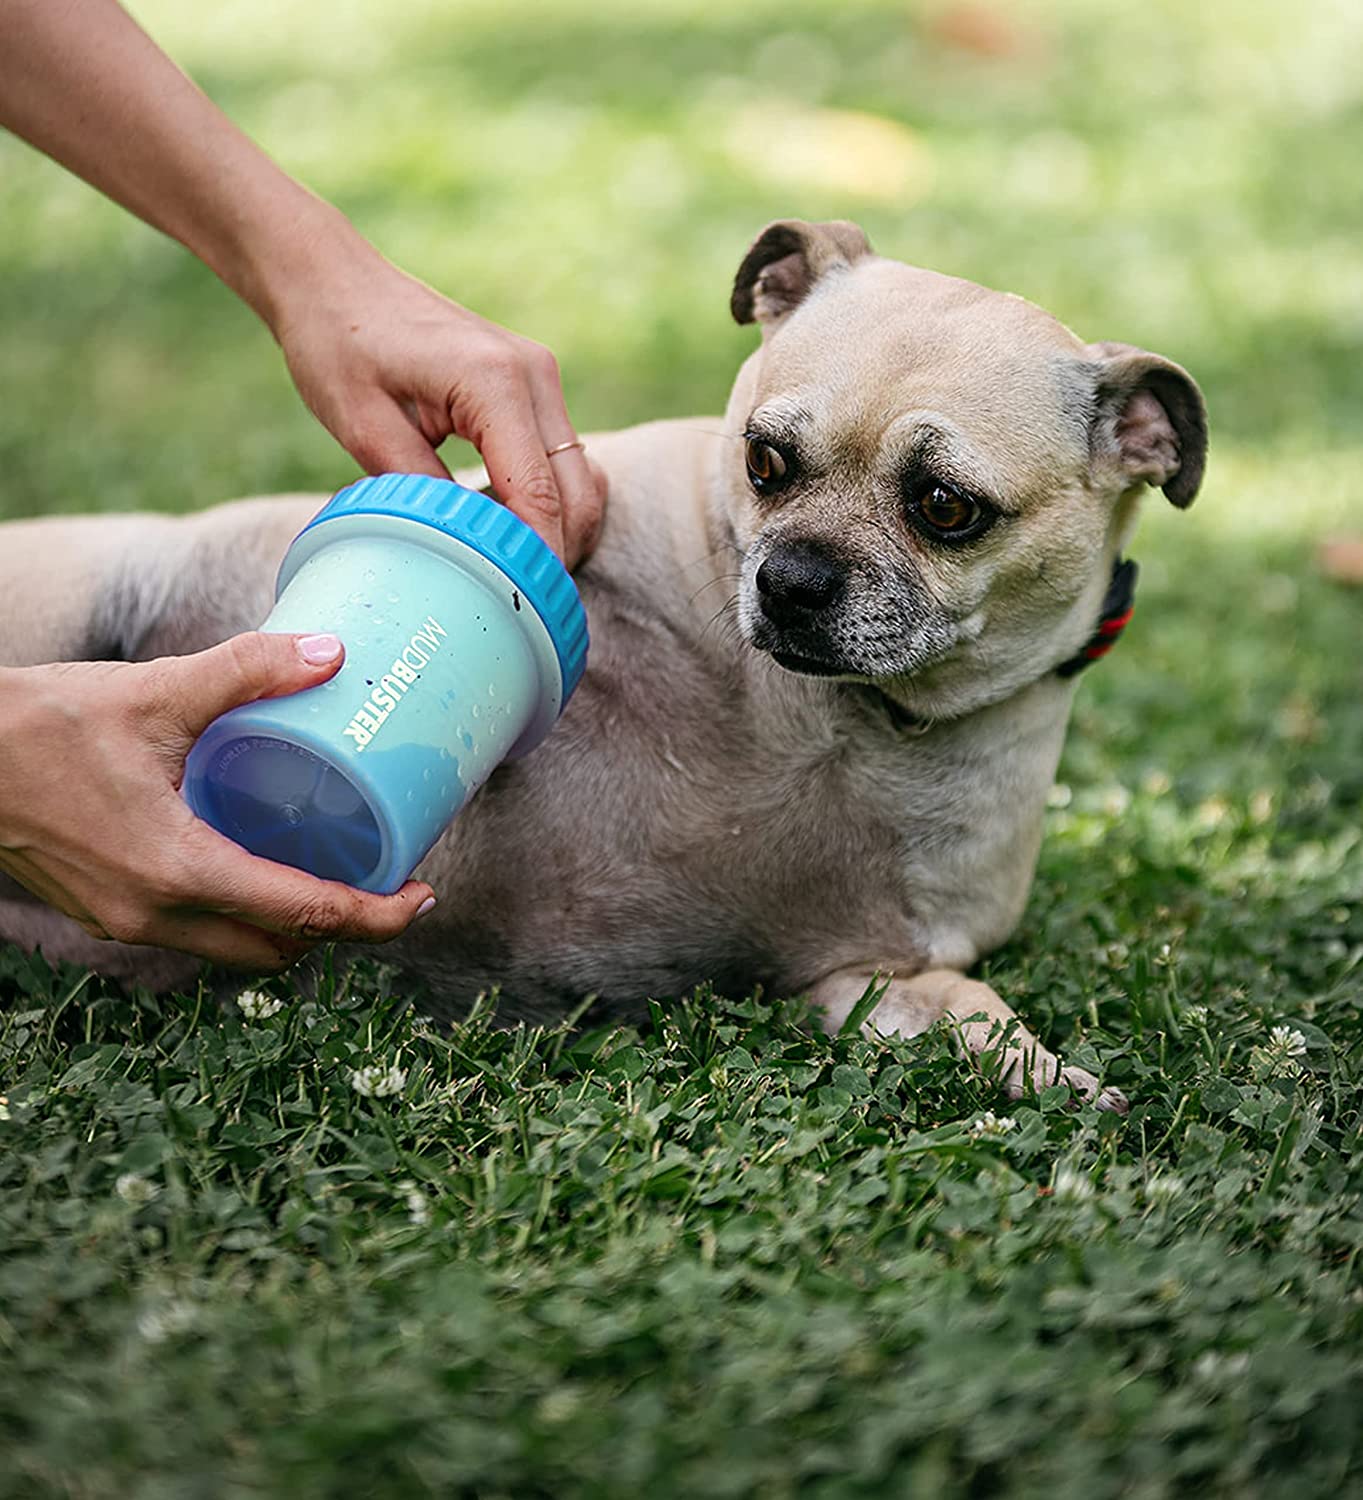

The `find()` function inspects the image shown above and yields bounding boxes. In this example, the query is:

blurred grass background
[4,1,1363,1493]
[3,0,1362,526]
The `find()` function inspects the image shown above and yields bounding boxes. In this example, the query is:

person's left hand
[271,235,606,568]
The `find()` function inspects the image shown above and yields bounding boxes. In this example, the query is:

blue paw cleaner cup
[183,473,589,893]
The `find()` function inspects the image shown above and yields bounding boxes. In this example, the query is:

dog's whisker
[685,573,743,608]
[699,595,745,651]
[678,535,746,573]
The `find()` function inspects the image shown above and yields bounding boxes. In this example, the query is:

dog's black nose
[756,541,846,623]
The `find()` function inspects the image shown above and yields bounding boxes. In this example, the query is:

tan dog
[0,221,1206,1108]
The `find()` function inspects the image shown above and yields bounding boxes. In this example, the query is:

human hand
[0,634,435,971]
[269,230,605,568]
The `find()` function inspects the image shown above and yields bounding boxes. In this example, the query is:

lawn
[3,0,1363,1494]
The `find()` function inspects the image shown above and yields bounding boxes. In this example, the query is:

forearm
[0,0,372,331]
[0,0,605,561]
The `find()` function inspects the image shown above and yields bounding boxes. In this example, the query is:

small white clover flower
[136,1299,196,1345]
[0,1094,9,1122]
[1146,1175,1186,1204]
[1195,795,1230,829]
[398,1178,430,1227]
[1194,1351,1249,1382]
[1268,1025,1308,1060]
[968,1111,1017,1140]
[350,1062,407,1098]
[1100,784,1131,818]
[237,989,283,1021]
[115,1172,160,1206]
[1251,1026,1308,1077]
[1182,1004,1208,1027]
[537,1388,583,1425]
[1053,1167,1094,1202]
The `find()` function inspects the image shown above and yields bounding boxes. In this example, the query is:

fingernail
[298,634,343,665]
[415,896,437,918]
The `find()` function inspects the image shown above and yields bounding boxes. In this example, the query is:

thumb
[158,631,348,738]
[342,399,452,481]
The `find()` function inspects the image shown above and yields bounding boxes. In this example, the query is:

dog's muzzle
[751,540,852,675]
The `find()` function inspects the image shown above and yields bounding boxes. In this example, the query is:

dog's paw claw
[984,1040,1129,1115]
[1060,1065,1129,1114]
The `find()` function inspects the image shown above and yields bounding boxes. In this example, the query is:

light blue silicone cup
[182,474,589,893]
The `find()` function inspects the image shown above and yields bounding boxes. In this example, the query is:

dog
[0,220,1206,1108]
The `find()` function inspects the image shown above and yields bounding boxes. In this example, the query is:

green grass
[3,0,1363,1493]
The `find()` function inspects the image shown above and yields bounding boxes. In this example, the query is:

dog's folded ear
[731,219,873,327]
[1086,341,1208,508]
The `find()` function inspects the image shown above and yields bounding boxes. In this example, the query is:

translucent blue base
[189,735,383,888]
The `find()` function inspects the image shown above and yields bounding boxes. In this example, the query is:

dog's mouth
[769,647,848,677]
[748,617,860,677]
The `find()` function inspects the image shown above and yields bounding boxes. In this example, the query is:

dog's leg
[0,885,204,991]
[0,512,174,666]
[0,496,319,669]
[811,965,1128,1113]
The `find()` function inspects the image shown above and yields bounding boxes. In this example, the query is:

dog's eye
[744,437,790,492]
[910,480,990,542]
[920,484,977,532]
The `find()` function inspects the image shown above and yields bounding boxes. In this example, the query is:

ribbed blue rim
[293,474,589,699]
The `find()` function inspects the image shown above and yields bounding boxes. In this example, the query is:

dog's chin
[744,612,957,685]
[753,632,914,681]
[750,629,861,678]
[761,639,965,696]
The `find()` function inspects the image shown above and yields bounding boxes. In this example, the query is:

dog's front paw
[1059,1065,1130,1115]
[999,1049,1130,1115]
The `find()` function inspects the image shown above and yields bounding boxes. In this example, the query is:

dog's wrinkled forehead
[745,260,1093,498]
[732,218,1207,510]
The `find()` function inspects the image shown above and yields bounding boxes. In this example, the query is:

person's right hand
[267,234,607,569]
[0,632,436,971]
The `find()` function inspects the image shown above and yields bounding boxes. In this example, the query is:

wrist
[226,192,386,341]
[209,186,367,331]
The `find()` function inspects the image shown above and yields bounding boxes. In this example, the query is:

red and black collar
[1055,557,1138,678]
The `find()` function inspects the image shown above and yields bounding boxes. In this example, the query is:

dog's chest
[408,585,1060,1018]
[667,703,1040,982]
